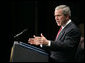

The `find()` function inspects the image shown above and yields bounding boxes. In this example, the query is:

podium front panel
[10,41,49,62]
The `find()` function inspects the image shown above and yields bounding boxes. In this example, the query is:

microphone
[14,28,28,39]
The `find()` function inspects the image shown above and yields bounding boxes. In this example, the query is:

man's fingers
[33,35,40,38]
[33,35,36,38]
[41,33,44,37]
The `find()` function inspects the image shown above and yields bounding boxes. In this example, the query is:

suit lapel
[56,22,72,40]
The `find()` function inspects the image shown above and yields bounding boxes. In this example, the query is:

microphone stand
[13,28,28,43]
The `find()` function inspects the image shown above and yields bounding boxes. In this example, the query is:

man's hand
[28,37,41,45]
[40,33,49,45]
[28,33,49,46]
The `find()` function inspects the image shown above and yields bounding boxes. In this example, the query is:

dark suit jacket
[43,21,81,62]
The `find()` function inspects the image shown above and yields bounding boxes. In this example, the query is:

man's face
[54,9,67,26]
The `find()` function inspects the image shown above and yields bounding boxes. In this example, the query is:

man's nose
[55,17,58,20]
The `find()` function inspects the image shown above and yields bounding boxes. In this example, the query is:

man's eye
[57,15,61,16]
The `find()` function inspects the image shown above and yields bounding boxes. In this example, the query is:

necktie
[55,26,62,40]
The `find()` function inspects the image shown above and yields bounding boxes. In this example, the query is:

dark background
[1,0,84,62]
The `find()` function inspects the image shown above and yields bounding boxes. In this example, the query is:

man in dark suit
[28,5,81,62]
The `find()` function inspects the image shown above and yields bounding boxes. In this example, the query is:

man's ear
[66,14,70,20]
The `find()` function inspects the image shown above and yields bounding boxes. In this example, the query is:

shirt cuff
[40,44,43,47]
[40,40,51,47]
[47,40,51,46]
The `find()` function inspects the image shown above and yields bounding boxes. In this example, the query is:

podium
[10,41,49,62]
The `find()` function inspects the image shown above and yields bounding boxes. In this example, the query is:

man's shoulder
[65,22,81,34]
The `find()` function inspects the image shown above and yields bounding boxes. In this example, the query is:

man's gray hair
[55,5,71,17]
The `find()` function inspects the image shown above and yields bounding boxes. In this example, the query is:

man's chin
[57,24,61,26]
